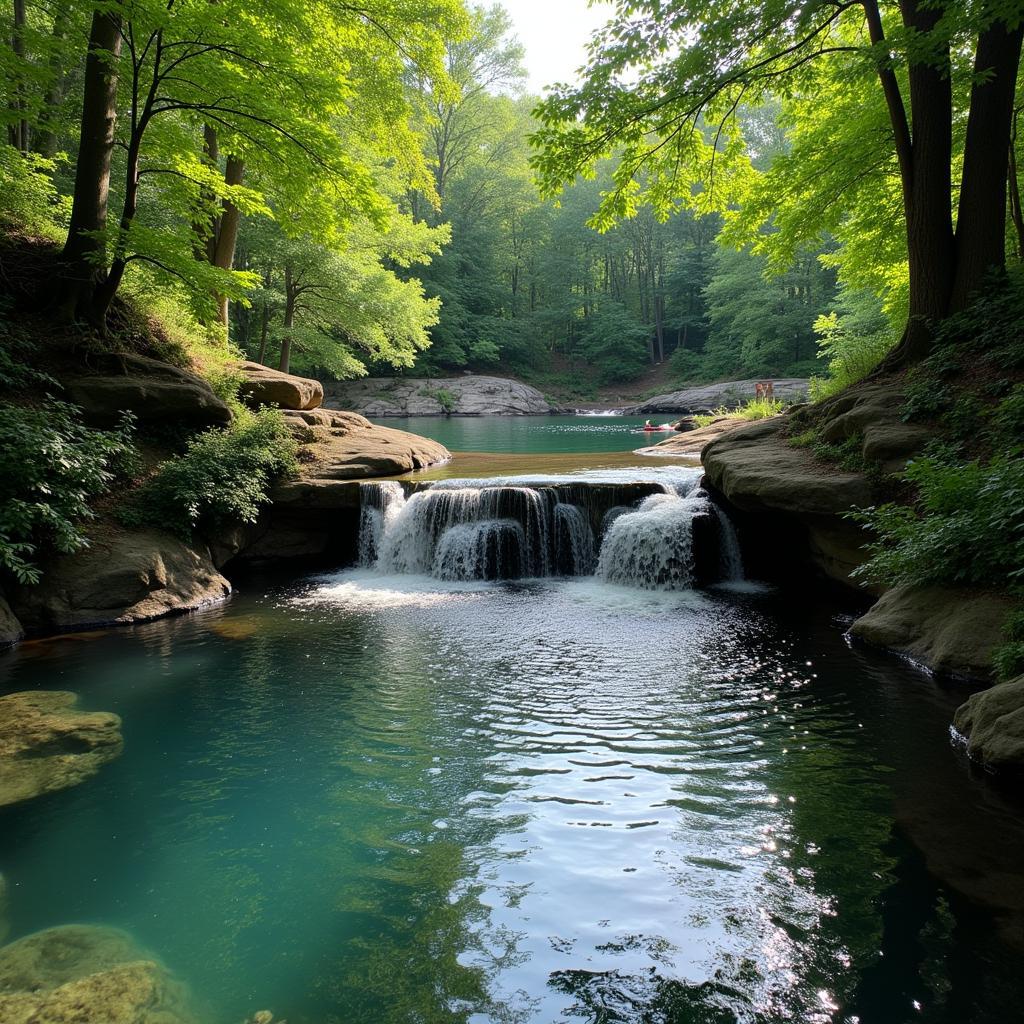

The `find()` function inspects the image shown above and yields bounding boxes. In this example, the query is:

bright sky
[502,0,615,93]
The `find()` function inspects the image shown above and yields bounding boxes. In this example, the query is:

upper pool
[369,415,677,455]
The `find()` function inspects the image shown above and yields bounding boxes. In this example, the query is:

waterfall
[553,504,596,576]
[358,481,406,567]
[433,520,526,581]
[712,504,744,580]
[596,493,704,590]
[356,468,742,589]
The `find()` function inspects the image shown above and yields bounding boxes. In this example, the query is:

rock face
[10,528,231,634]
[0,925,193,1024]
[702,417,873,586]
[62,354,232,428]
[0,592,23,648]
[0,691,123,807]
[815,377,932,474]
[323,375,552,416]
[238,361,323,411]
[282,408,449,479]
[954,676,1024,769]
[850,585,1015,680]
[624,378,809,415]
[220,409,449,566]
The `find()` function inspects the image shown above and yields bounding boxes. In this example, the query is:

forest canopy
[2,0,1023,398]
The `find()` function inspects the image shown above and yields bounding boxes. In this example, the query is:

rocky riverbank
[624,378,810,415]
[322,375,553,416]
[0,360,449,646]
[698,374,1022,771]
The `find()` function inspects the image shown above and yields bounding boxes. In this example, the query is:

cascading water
[596,492,702,590]
[358,468,743,590]
[553,503,596,576]
[358,481,406,567]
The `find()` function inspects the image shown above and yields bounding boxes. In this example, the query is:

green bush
[123,409,297,538]
[668,347,705,382]
[0,401,136,583]
[993,610,1024,682]
[849,453,1024,590]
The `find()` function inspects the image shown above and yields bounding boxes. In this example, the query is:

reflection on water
[372,415,680,458]
[1,574,1024,1023]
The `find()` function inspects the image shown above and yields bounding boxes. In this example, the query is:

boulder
[700,417,876,587]
[953,675,1024,769]
[817,378,931,473]
[281,409,449,480]
[624,378,810,415]
[0,691,123,807]
[850,585,1016,680]
[222,410,447,566]
[322,375,552,416]
[703,418,874,516]
[238,361,323,411]
[0,592,22,648]
[0,925,193,1024]
[10,527,231,634]
[62,354,231,428]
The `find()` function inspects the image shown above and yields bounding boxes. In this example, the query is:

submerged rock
[0,691,123,807]
[849,585,1015,680]
[954,676,1024,769]
[323,375,552,416]
[0,925,193,1023]
[10,527,231,634]
[238,361,323,411]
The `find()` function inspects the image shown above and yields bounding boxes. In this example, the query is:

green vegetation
[692,396,788,428]
[123,408,296,540]
[0,399,135,583]
[422,387,457,414]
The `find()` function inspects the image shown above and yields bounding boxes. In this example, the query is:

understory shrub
[693,396,787,427]
[849,453,1024,590]
[0,401,136,583]
[123,408,297,538]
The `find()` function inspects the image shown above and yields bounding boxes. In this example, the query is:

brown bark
[8,0,28,151]
[34,8,71,158]
[950,15,1024,310]
[279,265,296,374]
[212,155,245,327]
[58,7,123,323]
[1009,122,1024,259]
[257,304,270,365]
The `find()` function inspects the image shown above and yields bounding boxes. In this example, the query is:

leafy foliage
[849,453,1024,590]
[0,400,136,583]
[123,409,297,539]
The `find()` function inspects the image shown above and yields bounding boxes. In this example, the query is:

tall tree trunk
[950,15,1024,310]
[211,155,245,329]
[34,8,71,158]
[8,0,28,151]
[58,7,122,323]
[257,304,270,365]
[279,267,295,374]
[901,0,955,353]
[1009,126,1024,259]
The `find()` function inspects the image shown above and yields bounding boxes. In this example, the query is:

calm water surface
[371,414,677,455]
[2,571,1024,1023]
[2,427,1024,1023]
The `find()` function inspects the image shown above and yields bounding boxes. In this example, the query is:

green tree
[50,0,465,328]
[533,1,1024,361]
